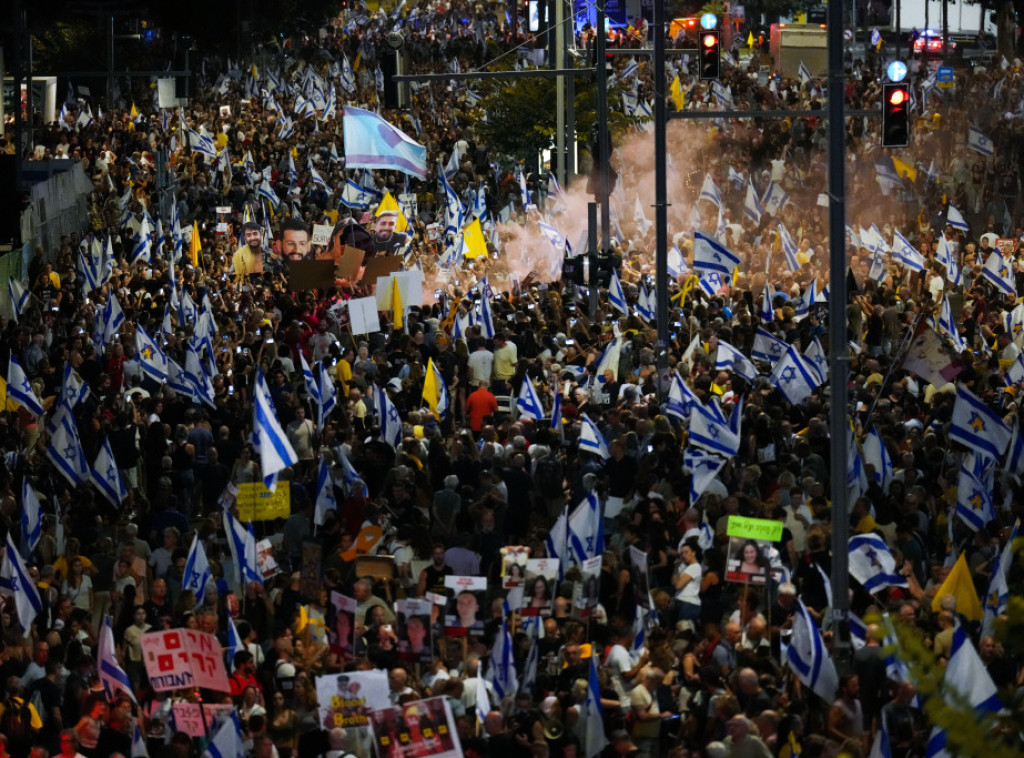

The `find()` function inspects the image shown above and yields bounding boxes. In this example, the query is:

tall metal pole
[12,0,25,193]
[566,50,576,179]
[108,15,115,107]
[942,0,950,60]
[595,7,610,251]
[555,0,566,187]
[653,0,669,376]
[827,0,851,670]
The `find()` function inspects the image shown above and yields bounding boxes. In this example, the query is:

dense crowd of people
[1,4,1024,758]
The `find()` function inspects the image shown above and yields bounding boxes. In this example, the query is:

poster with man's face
[396,598,433,663]
[331,592,356,660]
[372,211,410,254]
[443,576,486,636]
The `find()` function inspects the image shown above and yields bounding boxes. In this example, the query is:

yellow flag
[892,156,917,183]
[297,605,309,632]
[670,75,686,111]
[0,377,20,412]
[462,218,488,259]
[422,358,440,418]
[376,191,409,233]
[189,221,202,267]
[243,205,254,224]
[353,51,362,71]
[251,63,260,80]
[391,276,404,329]
[130,102,139,119]
[747,31,755,48]
[931,553,983,621]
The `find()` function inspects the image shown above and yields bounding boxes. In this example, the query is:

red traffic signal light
[881,83,910,148]
[699,30,720,80]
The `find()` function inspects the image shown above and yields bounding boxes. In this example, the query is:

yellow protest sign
[235,482,291,521]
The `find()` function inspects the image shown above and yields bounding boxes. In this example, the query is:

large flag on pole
[786,598,838,701]
[342,106,427,179]
[0,541,42,630]
[99,615,137,703]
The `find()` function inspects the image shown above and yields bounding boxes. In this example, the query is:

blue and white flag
[7,279,29,322]
[869,710,893,758]
[578,413,610,460]
[688,397,742,458]
[693,231,741,278]
[946,203,970,232]
[253,370,298,486]
[798,60,812,86]
[752,327,788,364]
[760,283,776,323]
[934,234,961,285]
[715,341,758,382]
[849,534,909,594]
[981,249,1015,295]
[486,615,518,699]
[20,478,42,559]
[183,533,212,603]
[340,55,356,92]
[299,352,320,406]
[96,294,125,347]
[516,379,545,420]
[318,362,338,429]
[666,371,701,420]
[804,337,829,386]
[545,507,568,581]
[982,519,1019,637]
[133,327,168,385]
[188,128,217,160]
[892,230,925,271]
[314,457,337,528]
[685,447,727,504]
[956,453,995,531]
[91,437,128,507]
[205,711,245,758]
[226,615,243,672]
[46,412,90,487]
[131,724,148,758]
[949,385,1011,461]
[786,598,838,702]
[7,356,43,417]
[343,106,427,179]
[340,178,380,210]
[761,181,790,215]
[257,178,280,211]
[770,345,819,405]
[376,385,404,448]
[744,180,764,223]
[778,223,801,271]
[861,426,894,493]
[968,126,995,156]
[699,172,722,207]
[223,510,262,588]
[582,655,608,758]
[479,293,495,339]
[608,269,628,315]
[871,28,882,46]
[0,541,41,631]
[568,492,604,563]
[698,271,726,297]
[98,615,137,703]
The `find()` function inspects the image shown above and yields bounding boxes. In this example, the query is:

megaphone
[543,718,564,741]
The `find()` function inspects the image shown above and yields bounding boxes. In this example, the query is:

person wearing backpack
[0,676,42,758]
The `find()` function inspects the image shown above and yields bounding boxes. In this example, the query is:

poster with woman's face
[501,546,530,588]
[521,558,559,616]
[396,598,433,663]
[331,591,356,659]
[726,537,772,585]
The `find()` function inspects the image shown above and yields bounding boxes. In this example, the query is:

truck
[770,23,827,79]
[890,0,996,37]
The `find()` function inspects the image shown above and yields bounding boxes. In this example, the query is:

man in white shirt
[605,625,648,706]
[467,341,494,386]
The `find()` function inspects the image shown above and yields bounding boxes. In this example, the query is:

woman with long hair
[62,558,94,614]
[267,690,298,758]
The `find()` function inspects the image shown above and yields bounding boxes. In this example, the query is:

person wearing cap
[233,221,265,277]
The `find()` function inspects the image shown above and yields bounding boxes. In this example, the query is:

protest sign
[369,697,462,758]
[315,669,390,728]
[141,629,230,692]
[235,481,290,521]
[726,515,783,542]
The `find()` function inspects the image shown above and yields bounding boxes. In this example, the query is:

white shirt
[675,562,702,605]
[467,349,494,386]
[605,644,638,702]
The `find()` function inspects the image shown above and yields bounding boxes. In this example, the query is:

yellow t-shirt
[232,245,263,276]
[0,697,43,730]
[335,358,353,396]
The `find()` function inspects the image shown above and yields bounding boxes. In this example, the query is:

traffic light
[699,30,720,80]
[881,83,910,148]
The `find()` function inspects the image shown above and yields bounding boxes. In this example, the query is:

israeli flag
[7,357,43,417]
[715,341,759,382]
[849,534,909,594]
[479,293,495,339]
[340,178,379,210]
[135,327,168,382]
[949,385,1011,461]
[188,128,217,160]
[132,724,148,758]
[946,203,970,232]
[183,533,212,603]
[770,345,819,405]
[761,181,790,215]
[375,385,404,448]
[253,370,298,486]
[224,510,262,589]
[91,437,128,507]
[666,371,700,420]
[299,352,321,406]
[486,616,519,699]
[798,60,812,86]
[698,172,722,207]
[7,279,29,322]
[340,54,357,92]
[968,126,995,156]
[688,397,742,458]
[19,478,41,559]
[637,283,655,322]
[981,249,1015,295]
[778,223,801,271]
[685,447,727,504]
[130,215,152,264]
[98,615,137,703]
[545,507,568,581]
[693,231,741,278]
[206,711,246,758]
[343,106,427,179]
[319,362,338,429]
[871,28,882,47]
[516,379,545,420]
[744,180,764,223]
[955,453,995,531]
[579,413,610,460]
[568,492,604,563]
[45,412,90,487]
[892,230,925,271]
[0,541,42,631]
[538,221,566,251]
[861,426,894,493]
[786,598,838,702]
[608,269,628,315]
[314,457,337,528]
[582,655,609,757]
[982,519,1019,637]
[760,284,776,323]
[698,271,725,297]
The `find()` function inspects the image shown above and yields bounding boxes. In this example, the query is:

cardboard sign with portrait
[629,545,652,610]
[574,555,602,614]
[726,537,773,584]
[521,558,559,616]
[315,669,390,729]
[369,696,462,758]
[330,592,356,660]
[396,598,434,664]
[443,575,487,636]
[501,546,530,588]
